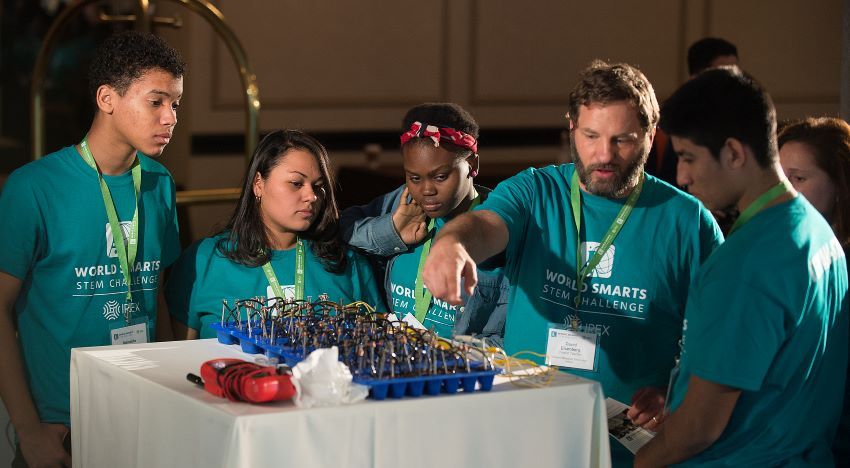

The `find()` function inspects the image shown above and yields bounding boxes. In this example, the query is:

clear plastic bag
[291,346,369,408]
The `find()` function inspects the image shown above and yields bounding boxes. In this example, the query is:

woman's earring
[255,195,261,204]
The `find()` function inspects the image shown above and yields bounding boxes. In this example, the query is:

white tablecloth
[71,339,610,468]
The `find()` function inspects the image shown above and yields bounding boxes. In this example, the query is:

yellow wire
[491,350,557,388]
[343,301,376,314]
[435,337,457,349]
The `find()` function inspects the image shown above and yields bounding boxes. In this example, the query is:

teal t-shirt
[166,235,384,338]
[0,145,180,425]
[669,197,849,466]
[388,217,462,337]
[481,164,722,403]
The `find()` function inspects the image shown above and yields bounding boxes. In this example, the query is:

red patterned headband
[400,121,478,153]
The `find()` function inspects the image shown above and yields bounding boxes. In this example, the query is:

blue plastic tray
[353,370,499,400]
[209,322,502,399]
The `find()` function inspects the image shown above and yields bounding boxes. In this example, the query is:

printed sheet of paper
[605,397,656,454]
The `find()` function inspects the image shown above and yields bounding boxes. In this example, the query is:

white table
[71,339,611,468]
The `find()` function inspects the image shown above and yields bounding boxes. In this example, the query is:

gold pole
[162,0,260,165]
[135,0,151,32]
[31,0,102,160]
[175,187,241,205]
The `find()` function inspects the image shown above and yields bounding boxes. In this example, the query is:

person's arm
[340,186,426,256]
[154,263,174,341]
[634,375,741,467]
[171,318,199,340]
[422,210,509,306]
[0,271,72,467]
[697,203,724,263]
[155,287,174,342]
[164,241,203,340]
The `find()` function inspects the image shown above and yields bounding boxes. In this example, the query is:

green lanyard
[79,138,141,313]
[570,170,644,310]
[727,180,791,236]
[262,238,306,301]
[413,193,482,323]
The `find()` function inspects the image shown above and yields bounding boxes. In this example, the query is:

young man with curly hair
[0,31,184,467]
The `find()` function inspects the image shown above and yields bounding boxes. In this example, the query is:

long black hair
[216,129,347,273]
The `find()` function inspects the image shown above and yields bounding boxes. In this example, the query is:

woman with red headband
[341,103,507,346]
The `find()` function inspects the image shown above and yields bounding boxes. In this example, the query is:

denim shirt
[341,184,509,347]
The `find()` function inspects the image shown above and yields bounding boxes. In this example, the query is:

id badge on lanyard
[544,171,642,372]
[262,239,306,301]
[79,138,147,345]
[545,322,600,371]
[108,301,150,344]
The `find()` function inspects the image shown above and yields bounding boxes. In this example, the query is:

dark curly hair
[216,130,348,273]
[88,31,185,102]
[401,102,479,159]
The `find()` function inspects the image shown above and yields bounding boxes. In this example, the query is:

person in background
[687,37,739,77]
[636,67,848,467]
[167,129,383,339]
[0,31,184,467]
[341,103,508,346]
[647,37,739,191]
[778,116,850,465]
[779,117,850,248]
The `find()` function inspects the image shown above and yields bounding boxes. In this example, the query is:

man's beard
[571,138,648,198]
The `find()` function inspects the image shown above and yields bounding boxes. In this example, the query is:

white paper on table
[605,397,656,454]
[401,313,427,329]
[384,312,427,330]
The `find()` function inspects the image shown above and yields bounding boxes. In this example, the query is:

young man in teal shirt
[635,67,848,466]
[0,32,184,467]
[422,61,722,465]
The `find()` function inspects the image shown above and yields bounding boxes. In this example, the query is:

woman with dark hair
[167,129,382,339]
[341,103,508,346]
[779,117,850,250]
[779,116,850,466]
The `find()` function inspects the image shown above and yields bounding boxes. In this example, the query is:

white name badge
[110,322,149,345]
[545,326,599,371]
